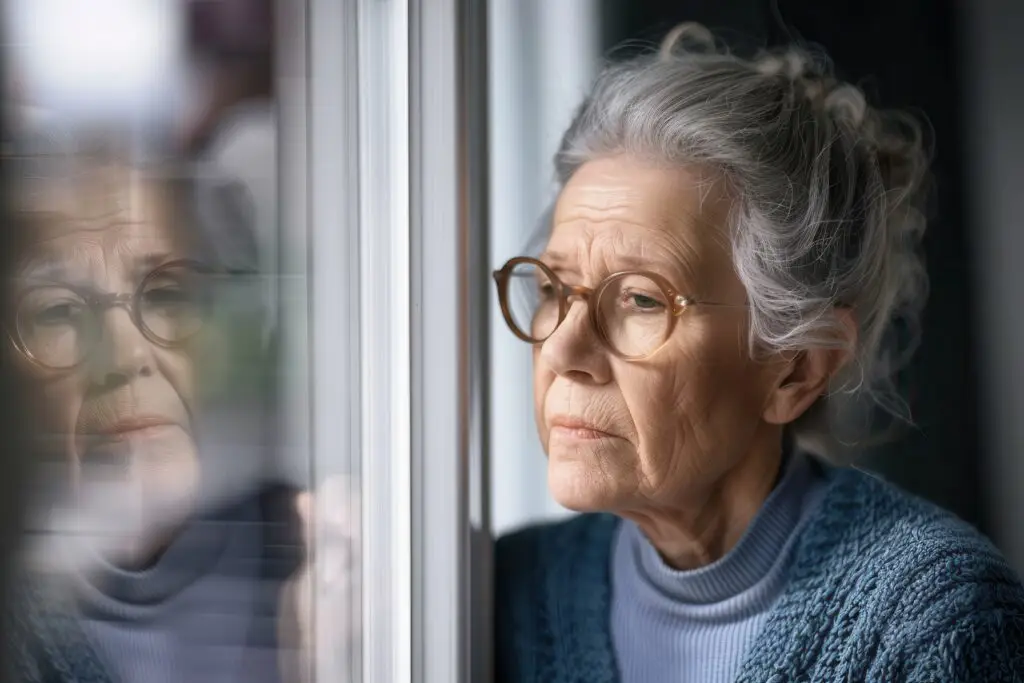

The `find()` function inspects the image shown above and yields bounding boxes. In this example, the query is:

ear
[762,309,858,425]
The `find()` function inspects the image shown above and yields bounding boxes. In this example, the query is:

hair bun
[659,22,716,59]
[751,47,870,128]
[821,83,868,128]
[657,22,930,221]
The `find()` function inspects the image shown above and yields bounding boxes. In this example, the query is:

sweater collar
[73,492,259,620]
[626,451,817,605]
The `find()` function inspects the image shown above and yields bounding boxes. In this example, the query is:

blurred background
[0,0,1021,682]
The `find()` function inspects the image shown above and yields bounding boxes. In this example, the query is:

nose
[538,300,612,384]
[86,306,155,389]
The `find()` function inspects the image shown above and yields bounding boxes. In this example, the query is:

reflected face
[11,175,201,546]
[534,156,783,513]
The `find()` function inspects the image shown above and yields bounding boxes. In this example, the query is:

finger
[295,490,313,526]
[295,491,314,552]
[317,475,361,531]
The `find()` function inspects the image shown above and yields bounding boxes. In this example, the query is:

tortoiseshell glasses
[493,256,736,361]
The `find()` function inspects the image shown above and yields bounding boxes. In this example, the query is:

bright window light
[10,0,177,115]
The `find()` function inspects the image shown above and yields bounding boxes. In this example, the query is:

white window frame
[281,0,491,681]
[410,1,492,681]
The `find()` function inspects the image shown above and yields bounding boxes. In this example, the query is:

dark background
[600,0,982,530]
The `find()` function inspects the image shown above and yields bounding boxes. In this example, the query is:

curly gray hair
[551,24,931,460]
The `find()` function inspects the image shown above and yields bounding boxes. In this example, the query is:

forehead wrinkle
[559,175,639,212]
[109,224,147,258]
[551,172,733,286]
[556,182,720,242]
[549,220,705,291]
[556,209,666,233]
[555,178,670,231]
[16,220,176,289]
[15,239,98,286]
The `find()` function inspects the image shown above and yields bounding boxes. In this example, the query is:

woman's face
[534,156,790,514]
[12,175,201,549]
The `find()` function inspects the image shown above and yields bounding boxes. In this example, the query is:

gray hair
[552,24,930,460]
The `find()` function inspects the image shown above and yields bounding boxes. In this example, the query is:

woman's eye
[143,286,191,305]
[537,281,556,298]
[624,292,665,311]
[34,302,82,325]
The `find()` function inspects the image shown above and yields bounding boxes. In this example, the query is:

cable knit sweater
[495,463,1024,682]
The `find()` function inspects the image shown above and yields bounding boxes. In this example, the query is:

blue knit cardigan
[495,465,1024,682]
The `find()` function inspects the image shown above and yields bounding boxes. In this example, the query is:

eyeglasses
[10,259,214,371]
[492,256,738,360]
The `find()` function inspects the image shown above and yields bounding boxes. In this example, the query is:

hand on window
[278,475,362,683]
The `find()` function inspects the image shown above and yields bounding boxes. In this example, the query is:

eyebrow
[539,250,708,297]
[134,251,177,274]
[540,251,665,272]
[15,251,178,287]
[16,255,64,281]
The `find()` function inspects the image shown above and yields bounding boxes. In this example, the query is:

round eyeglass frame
[8,258,215,371]
[492,256,735,361]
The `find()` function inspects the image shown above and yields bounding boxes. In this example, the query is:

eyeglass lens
[502,260,672,358]
[15,263,209,369]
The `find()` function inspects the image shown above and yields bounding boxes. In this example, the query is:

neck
[624,427,785,570]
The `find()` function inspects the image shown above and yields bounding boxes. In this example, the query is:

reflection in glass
[14,260,212,370]
[0,2,324,682]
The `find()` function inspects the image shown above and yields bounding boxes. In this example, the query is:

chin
[546,449,627,513]
[76,432,201,529]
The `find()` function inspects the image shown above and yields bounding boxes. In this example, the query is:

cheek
[154,349,195,413]
[628,324,766,471]
[15,362,79,428]
[42,381,83,427]
[617,361,689,460]
[25,375,86,464]
[532,348,552,440]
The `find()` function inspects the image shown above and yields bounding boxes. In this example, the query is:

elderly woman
[494,25,1024,682]
[4,131,301,683]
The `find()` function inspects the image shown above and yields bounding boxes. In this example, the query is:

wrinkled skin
[534,156,850,568]
[13,177,202,568]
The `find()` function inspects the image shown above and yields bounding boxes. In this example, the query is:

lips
[76,416,182,466]
[548,415,618,440]
[89,416,178,439]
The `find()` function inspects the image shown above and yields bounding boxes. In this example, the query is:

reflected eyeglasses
[9,259,214,371]
[492,256,739,361]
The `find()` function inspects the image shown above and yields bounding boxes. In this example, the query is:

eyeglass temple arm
[689,300,747,307]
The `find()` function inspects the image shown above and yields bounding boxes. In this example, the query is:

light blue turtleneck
[610,453,828,683]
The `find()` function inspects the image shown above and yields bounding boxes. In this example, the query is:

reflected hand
[278,476,362,683]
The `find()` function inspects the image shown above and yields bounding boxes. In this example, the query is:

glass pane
[0,2,347,682]
[1,1,487,682]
